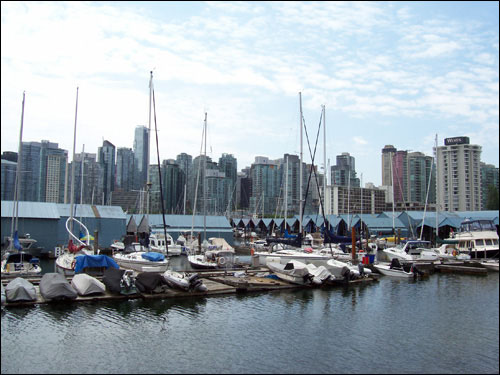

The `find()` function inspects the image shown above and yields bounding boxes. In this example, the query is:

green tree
[486,184,499,210]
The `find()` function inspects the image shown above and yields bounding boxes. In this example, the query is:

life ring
[218,256,226,266]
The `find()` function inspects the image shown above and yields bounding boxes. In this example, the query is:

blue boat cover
[75,254,120,273]
[141,252,165,262]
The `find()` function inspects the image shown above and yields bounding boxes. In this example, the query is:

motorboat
[5,277,37,303]
[480,260,499,272]
[71,273,106,296]
[134,272,169,294]
[113,250,169,272]
[383,240,438,262]
[149,232,182,256]
[373,259,414,278]
[162,270,207,292]
[255,243,333,267]
[102,267,137,295]
[187,249,235,270]
[1,251,41,276]
[39,273,78,301]
[265,257,313,285]
[449,219,499,259]
[325,258,372,279]
[433,243,470,261]
[304,263,335,285]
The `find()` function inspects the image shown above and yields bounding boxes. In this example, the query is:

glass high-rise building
[133,125,149,190]
[98,140,116,205]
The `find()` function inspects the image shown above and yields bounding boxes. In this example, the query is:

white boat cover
[305,264,333,285]
[71,273,106,296]
[267,259,310,279]
[39,273,78,301]
[5,277,37,302]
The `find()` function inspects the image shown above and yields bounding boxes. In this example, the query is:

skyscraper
[98,140,116,205]
[480,162,499,210]
[331,152,360,187]
[381,145,396,186]
[436,136,482,212]
[133,125,149,190]
[116,147,135,192]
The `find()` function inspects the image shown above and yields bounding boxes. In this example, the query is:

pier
[1,266,380,307]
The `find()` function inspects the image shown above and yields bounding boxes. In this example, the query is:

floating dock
[1,267,379,307]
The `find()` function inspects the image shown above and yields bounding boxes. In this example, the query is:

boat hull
[374,264,414,278]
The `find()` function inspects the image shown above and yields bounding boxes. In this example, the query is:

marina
[1,255,498,374]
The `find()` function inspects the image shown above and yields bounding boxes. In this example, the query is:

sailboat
[55,88,119,276]
[113,72,169,272]
[1,92,41,276]
[187,112,235,270]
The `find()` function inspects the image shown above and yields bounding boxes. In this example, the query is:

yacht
[450,219,499,259]
[382,240,438,262]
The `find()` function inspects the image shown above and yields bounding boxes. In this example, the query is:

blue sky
[1,1,498,186]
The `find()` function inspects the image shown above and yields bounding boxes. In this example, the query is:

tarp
[74,254,120,273]
[39,273,78,301]
[135,272,166,293]
[5,277,37,302]
[71,273,106,296]
[102,268,125,294]
[141,252,165,262]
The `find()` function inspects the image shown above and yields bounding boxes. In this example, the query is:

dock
[1,267,379,307]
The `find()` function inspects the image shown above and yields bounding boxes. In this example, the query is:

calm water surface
[1,257,498,374]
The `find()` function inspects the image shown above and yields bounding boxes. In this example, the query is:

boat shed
[128,214,233,234]
[1,201,127,253]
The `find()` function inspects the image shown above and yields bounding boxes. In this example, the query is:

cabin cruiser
[149,232,182,256]
[433,243,470,261]
[449,219,499,259]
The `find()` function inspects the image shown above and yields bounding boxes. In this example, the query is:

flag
[13,231,22,251]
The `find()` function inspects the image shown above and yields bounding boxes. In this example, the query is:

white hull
[374,263,414,278]
[113,252,169,272]
[480,260,499,272]
[256,250,332,267]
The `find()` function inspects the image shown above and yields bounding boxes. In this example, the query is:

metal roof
[1,201,126,220]
[1,201,60,219]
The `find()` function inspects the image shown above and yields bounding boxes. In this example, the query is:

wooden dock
[1,267,378,307]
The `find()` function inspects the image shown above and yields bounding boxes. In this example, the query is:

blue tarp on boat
[141,252,165,262]
[74,255,120,273]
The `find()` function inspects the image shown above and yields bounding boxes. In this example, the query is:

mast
[9,91,26,251]
[69,87,79,238]
[203,112,207,242]
[420,140,435,241]
[146,71,153,227]
[151,71,168,255]
[390,152,395,234]
[434,134,439,244]
[299,92,303,235]
[322,104,326,218]
[284,155,288,222]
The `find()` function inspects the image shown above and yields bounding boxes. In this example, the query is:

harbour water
[1,257,498,374]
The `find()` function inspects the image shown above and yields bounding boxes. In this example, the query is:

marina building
[436,136,482,212]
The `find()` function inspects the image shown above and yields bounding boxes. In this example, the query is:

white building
[436,136,482,212]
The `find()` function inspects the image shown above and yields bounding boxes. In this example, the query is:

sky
[1,1,499,186]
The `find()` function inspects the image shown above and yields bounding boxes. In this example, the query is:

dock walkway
[1,267,378,307]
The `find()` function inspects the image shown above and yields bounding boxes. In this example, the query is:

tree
[486,184,499,210]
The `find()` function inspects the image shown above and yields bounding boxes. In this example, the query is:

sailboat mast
[146,71,153,225]
[299,92,303,235]
[434,134,439,244]
[69,87,79,238]
[203,112,207,241]
[390,152,395,234]
[10,91,26,248]
[322,104,326,217]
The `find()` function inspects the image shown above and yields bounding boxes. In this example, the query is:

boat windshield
[460,220,496,232]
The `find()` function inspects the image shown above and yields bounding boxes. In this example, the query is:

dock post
[94,230,99,253]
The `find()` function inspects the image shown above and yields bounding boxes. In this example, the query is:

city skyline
[2,2,499,186]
